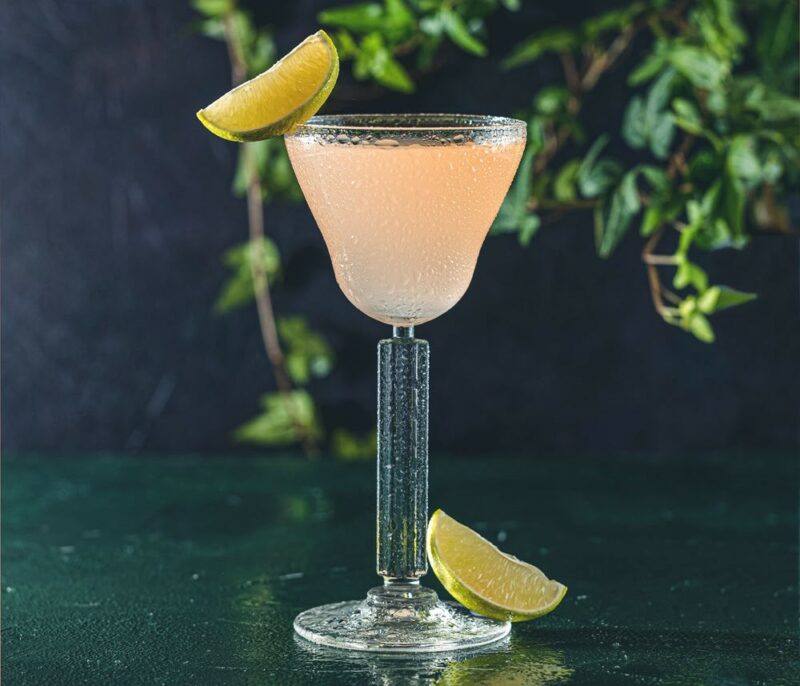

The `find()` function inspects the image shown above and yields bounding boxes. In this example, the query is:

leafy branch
[492,0,799,342]
[195,0,360,455]
[195,0,799,457]
[194,0,520,454]
[319,0,519,92]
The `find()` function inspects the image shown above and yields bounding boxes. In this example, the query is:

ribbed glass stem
[376,329,429,582]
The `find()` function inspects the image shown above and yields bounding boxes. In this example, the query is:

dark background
[2,0,798,457]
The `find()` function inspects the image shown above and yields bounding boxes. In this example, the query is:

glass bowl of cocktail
[197,31,566,654]
[285,114,526,326]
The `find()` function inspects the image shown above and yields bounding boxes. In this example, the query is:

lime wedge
[427,509,567,622]
[197,30,338,142]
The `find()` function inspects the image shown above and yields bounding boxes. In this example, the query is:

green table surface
[3,452,797,685]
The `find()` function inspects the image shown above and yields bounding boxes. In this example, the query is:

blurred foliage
[331,429,378,461]
[213,237,280,313]
[194,0,374,458]
[320,0,519,91]
[233,390,323,445]
[277,317,335,385]
[490,0,798,342]
[196,0,799,454]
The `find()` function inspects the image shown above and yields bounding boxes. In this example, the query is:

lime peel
[427,509,567,622]
[197,30,338,142]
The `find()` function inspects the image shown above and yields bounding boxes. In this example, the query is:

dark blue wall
[2,0,798,455]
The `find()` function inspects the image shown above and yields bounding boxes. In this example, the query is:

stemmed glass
[285,114,526,652]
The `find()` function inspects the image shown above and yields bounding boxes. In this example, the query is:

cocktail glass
[286,114,526,652]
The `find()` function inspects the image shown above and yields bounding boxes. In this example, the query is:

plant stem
[223,13,315,451]
[642,253,678,266]
[223,16,292,392]
[581,26,635,91]
[642,228,672,319]
[243,148,292,394]
[667,134,695,179]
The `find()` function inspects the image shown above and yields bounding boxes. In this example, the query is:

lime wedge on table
[197,30,338,142]
[427,509,567,622]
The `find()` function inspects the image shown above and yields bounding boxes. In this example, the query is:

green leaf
[419,13,444,37]
[581,3,645,41]
[334,30,359,58]
[673,261,708,292]
[650,122,679,164]
[643,68,676,159]
[214,270,254,314]
[705,88,727,117]
[667,46,728,90]
[265,140,301,200]
[385,0,414,26]
[518,215,541,246]
[638,165,669,194]
[596,171,641,258]
[644,66,675,121]
[534,86,570,116]
[581,159,622,198]
[686,311,715,343]
[278,317,334,385]
[691,0,745,63]
[619,170,642,213]
[192,0,233,17]
[356,33,414,92]
[755,0,798,86]
[234,391,322,445]
[719,172,745,238]
[727,136,761,184]
[641,205,662,236]
[491,147,536,238]
[688,149,721,184]
[553,159,581,201]
[215,238,281,313]
[749,92,800,122]
[197,17,226,39]
[320,0,414,42]
[578,137,622,199]
[503,29,579,69]
[441,9,487,56]
[526,117,546,155]
[383,0,416,41]
[331,429,377,461]
[232,140,299,201]
[491,145,541,246]
[622,97,647,148]
[374,53,415,91]
[697,286,757,314]
[761,152,783,184]
[578,136,607,182]
[628,52,666,86]
[671,97,703,135]
[649,113,675,159]
[624,70,676,157]
[319,3,384,33]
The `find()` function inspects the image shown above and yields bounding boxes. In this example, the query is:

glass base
[293,583,510,653]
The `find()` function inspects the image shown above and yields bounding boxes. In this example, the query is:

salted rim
[288,113,526,135]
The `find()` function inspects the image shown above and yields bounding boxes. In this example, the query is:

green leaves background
[196,0,798,451]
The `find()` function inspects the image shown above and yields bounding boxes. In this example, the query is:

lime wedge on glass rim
[427,509,567,622]
[197,30,338,142]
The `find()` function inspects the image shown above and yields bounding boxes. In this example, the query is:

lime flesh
[427,509,567,622]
